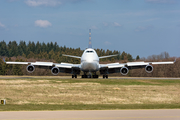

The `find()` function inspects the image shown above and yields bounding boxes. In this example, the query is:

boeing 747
[4,29,175,78]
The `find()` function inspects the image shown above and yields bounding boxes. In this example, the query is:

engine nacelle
[145,65,153,73]
[120,67,129,75]
[51,67,59,75]
[26,65,35,73]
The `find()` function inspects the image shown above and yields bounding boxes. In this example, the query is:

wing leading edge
[100,60,175,69]
[3,58,80,75]
[99,60,175,75]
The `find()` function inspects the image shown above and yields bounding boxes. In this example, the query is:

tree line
[0,40,179,77]
[0,40,134,63]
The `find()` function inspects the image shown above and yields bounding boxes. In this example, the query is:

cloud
[0,22,6,28]
[103,22,108,27]
[135,25,153,32]
[145,0,177,4]
[25,0,89,7]
[104,41,112,45]
[25,0,61,7]
[113,22,122,27]
[8,0,19,2]
[35,20,52,28]
[91,25,98,29]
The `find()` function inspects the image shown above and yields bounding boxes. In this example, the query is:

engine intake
[120,67,129,75]
[51,67,59,75]
[145,65,153,73]
[26,65,35,73]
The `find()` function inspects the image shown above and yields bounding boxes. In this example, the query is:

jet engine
[26,65,35,73]
[120,67,129,75]
[51,67,59,75]
[145,65,153,73]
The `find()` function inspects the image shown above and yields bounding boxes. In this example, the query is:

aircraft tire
[106,75,108,79]
[88,75,91,78]
[93,75,98,78]
[103,75,105,79]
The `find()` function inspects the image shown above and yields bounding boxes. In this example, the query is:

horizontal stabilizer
[99,54,118,59]
[62,54,81,59]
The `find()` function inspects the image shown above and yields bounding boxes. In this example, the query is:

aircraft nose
[82,61,98,71]
[86,58,93,62]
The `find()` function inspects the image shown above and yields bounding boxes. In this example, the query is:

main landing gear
[103,75,108,79]
[72,75,77,78]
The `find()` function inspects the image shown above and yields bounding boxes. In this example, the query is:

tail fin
[88,29,92,48]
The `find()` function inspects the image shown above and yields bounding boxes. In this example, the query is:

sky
[0,0,180,58]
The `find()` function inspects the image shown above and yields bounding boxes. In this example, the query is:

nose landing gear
[81,72,99,78]
[103,75,108,79]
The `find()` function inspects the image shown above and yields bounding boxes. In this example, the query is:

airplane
[3,29,176,79]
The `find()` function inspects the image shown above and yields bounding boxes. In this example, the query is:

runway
[1,109,180,120]
[0,76,180,80]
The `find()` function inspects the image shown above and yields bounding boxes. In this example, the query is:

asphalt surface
[1,109,180,120]
[0,76,180,80]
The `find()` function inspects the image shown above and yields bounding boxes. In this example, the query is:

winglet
[3,58,6,63]
[174,58,176,63]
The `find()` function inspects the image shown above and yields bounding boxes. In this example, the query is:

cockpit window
[86,51,94,53]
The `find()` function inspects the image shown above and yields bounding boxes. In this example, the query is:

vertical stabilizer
[88,29,92,48]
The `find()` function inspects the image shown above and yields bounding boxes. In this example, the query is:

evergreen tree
[0,40,8,56]
[8,41,18,57]
[27,51,35,59]
[136,55,140,60]
[12,59,23,75]
[35,41,41,54]
[0,59,3,75]
[127,54,133,61]
[42,42,47,52]
[19,41,27,56]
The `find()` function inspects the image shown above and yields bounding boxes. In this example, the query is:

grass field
[0,76,180,111]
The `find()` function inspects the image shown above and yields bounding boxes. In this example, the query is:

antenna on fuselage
[88,29,92,48]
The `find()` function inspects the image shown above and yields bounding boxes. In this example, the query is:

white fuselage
[80,48,99,72]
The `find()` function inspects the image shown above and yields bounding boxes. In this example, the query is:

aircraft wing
[4,60,80,69]
[100,63,125,68]
[100,60,175,69]
[99,60,175,75]
[3,58,80,74]
[54,63,81,69]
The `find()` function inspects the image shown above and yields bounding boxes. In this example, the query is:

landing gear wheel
[106,75,108,79]
[87,75,91,78]
[103,75,105,79]
[82,75,84,78]
[72,75,77,78]
[82,75,88,78]
[103,75,108,79]
[93,75,99,78]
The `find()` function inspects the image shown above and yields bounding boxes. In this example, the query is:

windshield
[86,51,94,53]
